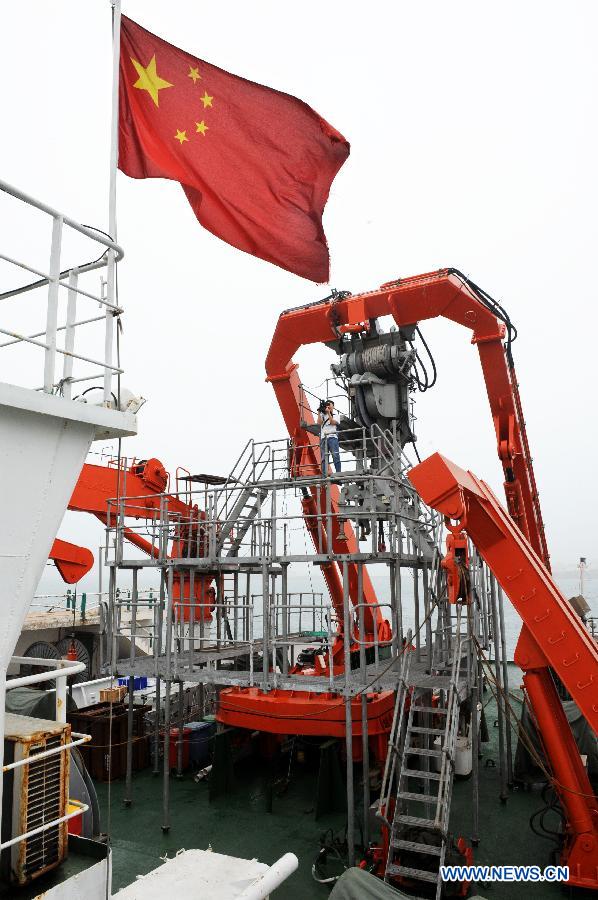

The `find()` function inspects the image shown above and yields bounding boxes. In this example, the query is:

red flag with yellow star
[118,16,349,282]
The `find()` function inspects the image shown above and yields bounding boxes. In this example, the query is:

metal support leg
[471,679,480,846]
[490,576,508,802]
[342,562,355,867]
[345,695,355,867]
[413,557,421,662]
[162,568,174,832]
[361,694,370,849]
[176,681,184,778]
[109,566,118,678]
[153,678,161,776]
[124,675,134,807]
[497,585,513,785]
[390,559,398,659]
[162,679,171,832]
[262,563,270,690]
[357,562,370,847]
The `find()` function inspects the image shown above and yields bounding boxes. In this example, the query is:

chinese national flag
[118,16,349,282]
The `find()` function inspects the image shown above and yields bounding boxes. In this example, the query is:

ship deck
[97,666,566,899]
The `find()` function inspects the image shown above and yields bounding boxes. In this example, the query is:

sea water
[285,568,598,661]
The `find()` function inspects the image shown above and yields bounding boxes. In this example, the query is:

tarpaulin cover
[329,868,413,900]
[330,869,490,899]
[5,686,76,719]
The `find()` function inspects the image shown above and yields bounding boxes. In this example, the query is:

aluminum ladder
[385,606,464,899]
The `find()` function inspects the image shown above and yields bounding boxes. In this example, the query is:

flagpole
[109,0,121,242]
[105,0,121,403]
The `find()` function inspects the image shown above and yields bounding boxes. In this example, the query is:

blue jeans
[321,434,341,476]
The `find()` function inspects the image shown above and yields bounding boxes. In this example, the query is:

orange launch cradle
[409,453,598,890]
[220,687,395,763]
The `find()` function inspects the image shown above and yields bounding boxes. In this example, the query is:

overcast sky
[2,0,597,589]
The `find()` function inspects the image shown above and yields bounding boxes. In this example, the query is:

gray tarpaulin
[329,868,414,900]
[5,686,76,719]
[329,868,489,899]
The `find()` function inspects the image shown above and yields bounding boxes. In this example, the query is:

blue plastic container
[118,676,148,691]
[186,721,215,768]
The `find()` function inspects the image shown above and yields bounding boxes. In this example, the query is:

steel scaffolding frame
[103,428,512,852]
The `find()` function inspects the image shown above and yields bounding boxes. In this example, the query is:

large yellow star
[188,66,201,84]
[200,91,214,109]
[131,55,173,107]
[174,129,188,145]
[195,120,209,136]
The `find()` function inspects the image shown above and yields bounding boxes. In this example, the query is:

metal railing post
[104,251,116,402]
[43,215,63,392]
[281,564,289,676]
[262,563,270,690]
[61,268,78,398]
[55,670,67,723]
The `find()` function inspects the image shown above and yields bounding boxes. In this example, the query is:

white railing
[1,656,90,853]
[0,179,124,401]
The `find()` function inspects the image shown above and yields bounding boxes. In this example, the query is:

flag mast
[109,0,121,241]
[105,0,121,403]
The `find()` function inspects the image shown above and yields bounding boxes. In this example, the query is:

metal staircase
[217,485,269,556]
[384,606,464,899]
[210,440,272,557]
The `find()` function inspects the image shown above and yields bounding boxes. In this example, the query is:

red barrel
[169,727,192,770]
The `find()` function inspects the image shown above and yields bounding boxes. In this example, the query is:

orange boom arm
[409,453,598,890]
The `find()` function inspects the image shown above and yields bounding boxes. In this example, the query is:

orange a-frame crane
[265,268,548,638]
[409,454,598,890]
[222,267,542,750]
[258,267,598,884]
[222,266,594,781]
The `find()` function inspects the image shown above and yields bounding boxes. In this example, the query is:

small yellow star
[195,120,209,136]
[200,91,214,109]
[131,54,173,107]
[174,129,188,145]
[188,66,201,84]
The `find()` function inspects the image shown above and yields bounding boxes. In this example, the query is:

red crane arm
[47,458,200,586]
[49,455,214,620]
[408,453,598,889]
[267,305,389,640]
[68,458,192,522]
[383,269,549,570]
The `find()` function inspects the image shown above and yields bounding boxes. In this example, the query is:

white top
[320,412,337,437]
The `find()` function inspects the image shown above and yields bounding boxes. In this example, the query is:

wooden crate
[99,686,127,703]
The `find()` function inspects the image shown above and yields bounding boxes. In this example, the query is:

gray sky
[2,0,597,587]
